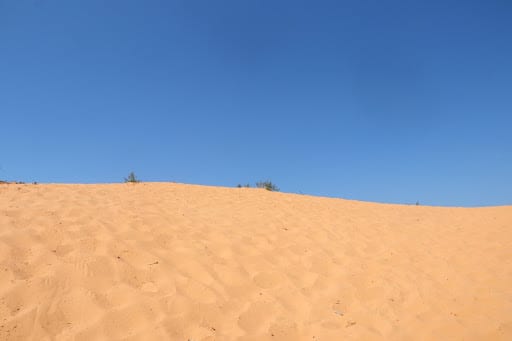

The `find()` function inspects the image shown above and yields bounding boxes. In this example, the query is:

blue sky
[1,0,511,206]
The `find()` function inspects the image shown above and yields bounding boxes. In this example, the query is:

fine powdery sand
[0,183,511,340]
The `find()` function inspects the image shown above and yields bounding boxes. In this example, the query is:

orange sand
[0,183,511,340]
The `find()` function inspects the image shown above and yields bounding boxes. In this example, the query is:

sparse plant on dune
[255,180,279,192]
[0,180,26,184]
[124,172,140,183]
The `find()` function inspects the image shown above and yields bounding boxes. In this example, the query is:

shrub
[255,180,279,191]
[124,172,140,183]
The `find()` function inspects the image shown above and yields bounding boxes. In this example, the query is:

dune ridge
[0,182,511,340]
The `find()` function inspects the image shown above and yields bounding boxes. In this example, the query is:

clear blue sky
[1,1,511,206]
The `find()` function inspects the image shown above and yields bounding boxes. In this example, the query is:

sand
[0,182,511,340]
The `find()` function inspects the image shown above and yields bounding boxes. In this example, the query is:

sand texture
[0,183,511,340]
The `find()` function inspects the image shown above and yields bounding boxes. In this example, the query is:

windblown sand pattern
[0,183,511,340]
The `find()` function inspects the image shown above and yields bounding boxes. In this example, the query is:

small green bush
[124,172,140,183]
[255,180,279,191]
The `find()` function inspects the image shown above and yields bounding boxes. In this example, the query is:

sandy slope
[0,183,511,340]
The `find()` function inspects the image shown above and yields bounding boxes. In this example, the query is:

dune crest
[0,183,511,340]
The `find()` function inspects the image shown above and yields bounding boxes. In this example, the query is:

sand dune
[0,183,511,340]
